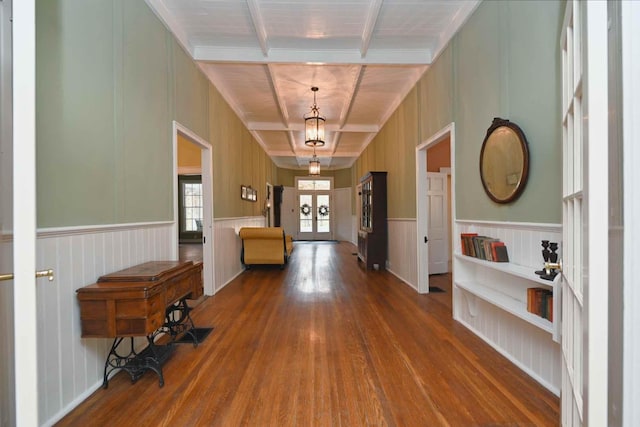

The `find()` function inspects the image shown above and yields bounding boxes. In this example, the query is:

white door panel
[560,1,609,425]
[427,172,448,274]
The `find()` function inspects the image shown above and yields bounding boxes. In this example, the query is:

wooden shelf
[455,280,553,334]
[454,253,557,286]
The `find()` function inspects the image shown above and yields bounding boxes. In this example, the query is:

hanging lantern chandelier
[304,86,324,175]
[309,151,321,176]
[304,87,325,147]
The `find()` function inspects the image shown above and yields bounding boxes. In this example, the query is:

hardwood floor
[57,241,559,426]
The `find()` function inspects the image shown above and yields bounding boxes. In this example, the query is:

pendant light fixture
[304,86,324,175]
[304,86,325,147]
[309,150,321,176]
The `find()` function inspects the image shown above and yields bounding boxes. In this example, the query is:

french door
[296,177,333,241]
[560,1,608,425]
[298,191,332,240]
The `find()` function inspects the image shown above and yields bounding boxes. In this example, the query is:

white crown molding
[194,46,434,65]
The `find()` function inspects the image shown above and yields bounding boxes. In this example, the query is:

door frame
[622,1,640,422]
[13,0,39,425]
[172,121,215,295]
[294,176,334,240]
[416,122,455,294]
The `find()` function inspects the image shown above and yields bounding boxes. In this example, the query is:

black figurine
[535,240,559,281]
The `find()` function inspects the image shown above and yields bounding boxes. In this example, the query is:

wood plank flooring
[57,241,559,426]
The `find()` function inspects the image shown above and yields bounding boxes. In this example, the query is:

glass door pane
[299,194,313,233]
[316,194,330,233]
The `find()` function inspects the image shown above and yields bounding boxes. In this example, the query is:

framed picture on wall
[241,185,247,200]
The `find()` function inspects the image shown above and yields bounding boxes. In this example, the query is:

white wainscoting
[453,220,562,394]
[32,216,264,426]
[34,222,175,426]
[213,216,264,292]
[387,219,417,290]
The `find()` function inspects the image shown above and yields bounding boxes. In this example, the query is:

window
[178,175,203,242]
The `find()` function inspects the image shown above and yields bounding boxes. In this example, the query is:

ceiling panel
[199,63,282,125]
[334,132,372,155]
[147,0,480,170]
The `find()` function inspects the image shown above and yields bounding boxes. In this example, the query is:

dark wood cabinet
[357,171,387,270]
[76,261,203,338]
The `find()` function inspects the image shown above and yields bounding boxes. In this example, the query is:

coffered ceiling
[146,0,480,170]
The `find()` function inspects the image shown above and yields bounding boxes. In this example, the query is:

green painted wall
[36,0,276,227]
[354,0,563,223]
[37,0,118,226]
[452,0,562,222]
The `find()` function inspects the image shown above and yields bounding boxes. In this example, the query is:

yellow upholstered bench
[239,227,294,268]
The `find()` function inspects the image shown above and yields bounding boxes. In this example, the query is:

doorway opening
[416,123,455,294]
[178,174,203,244]
[295,177,334,241]
[172,121,215,295]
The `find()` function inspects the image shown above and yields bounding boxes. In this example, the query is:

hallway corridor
[58,241,559,426]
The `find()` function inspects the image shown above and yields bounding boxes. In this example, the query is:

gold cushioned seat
[239,227,294,268]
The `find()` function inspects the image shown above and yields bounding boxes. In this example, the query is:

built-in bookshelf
[454,253,560,340]
[453,220,562,393]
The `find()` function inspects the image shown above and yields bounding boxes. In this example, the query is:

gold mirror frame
[479,118,529,204]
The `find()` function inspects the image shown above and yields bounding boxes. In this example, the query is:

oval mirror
[479,118,529,204]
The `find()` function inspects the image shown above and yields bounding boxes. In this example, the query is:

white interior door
[560,1,609,425]
[427,172,448,274]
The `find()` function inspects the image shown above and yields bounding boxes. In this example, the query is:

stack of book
[460,233,509,262]
[527,287,553,321]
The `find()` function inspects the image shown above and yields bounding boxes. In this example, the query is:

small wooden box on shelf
[453,252,561,342]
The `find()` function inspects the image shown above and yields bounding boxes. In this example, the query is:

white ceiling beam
[266,64,290,127]
[246,0,269,57]
[339,66,365,128]
[248,122,379,133]
[264,67,290,128]
[267,150,362,158]
[360,0,383,58]
[194,46,433,65]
